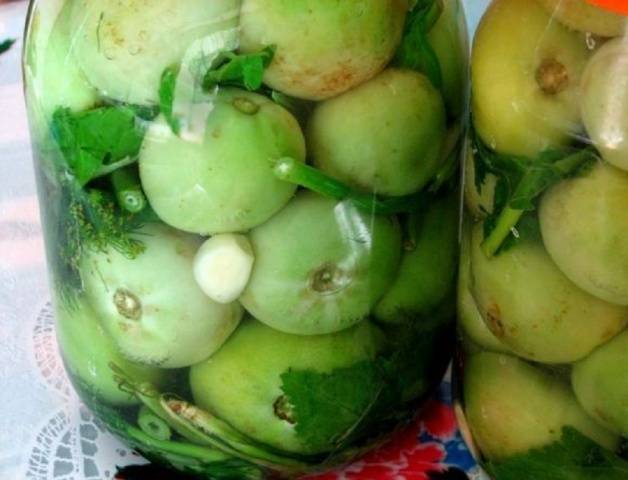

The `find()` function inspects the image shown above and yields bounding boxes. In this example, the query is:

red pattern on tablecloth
[304,398,459,480]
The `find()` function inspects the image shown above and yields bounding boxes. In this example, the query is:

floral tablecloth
[0,1,491,478]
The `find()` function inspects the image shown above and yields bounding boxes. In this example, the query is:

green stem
[481,206,524,258]
[164,398,308,469]
[481,149,595,258]
[138,405,172,441]
[273,158,426,215]
[424,0,444,32]
[110,167,147,213]
[91,156,137,179]
[112,365,225,447]
[553,148,595,174]
[412,0,445,89]
[273,157,350,200]
[111,364,309,470]
[127,425,231,463]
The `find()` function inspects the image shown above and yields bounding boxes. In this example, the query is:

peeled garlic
[193,234,255,304]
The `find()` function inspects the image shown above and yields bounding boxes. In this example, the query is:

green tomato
[25,0,97,124]
[536,0,626,37]
[426,0,469,118]
[239,0,407,101]
[457,220,509,353]
[25,0,65,47]
[540,162,628,305]
[308,69,447,196]
[463,145,496,219]
[56,298,166,406]
[190,317,384,455]
[374,192,459,324]
[572,330,628,436]
[68,0,240,104]
[581,38,628,172]
[464,352,619,461]
[139,89,306,235]
[81,224,243,368]
[470,223,628,363]
[472,0,590,157]
[240,191,402,335]
[24,0,66,98]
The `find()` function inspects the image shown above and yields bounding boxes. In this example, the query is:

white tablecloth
[0,1,491,478]
[1,3,148,477]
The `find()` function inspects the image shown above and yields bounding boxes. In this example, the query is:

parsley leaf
[485,427,628,480]
[279,308,454,452]
[51,106,149,185]
[0,38,15,56]
[471,128,597,257]
[280,362,386,452]
[394,0,444,89]
[159,47,275,135]
[203,46,275,92]
[159,65,181,134]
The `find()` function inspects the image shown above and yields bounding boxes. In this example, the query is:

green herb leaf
[0,38,16,56]
[471,127,527,200]
[51,106,148,185]
[485,427,628,480]
[60,188,146,275]
[279,308,454,452]
[471,127,596,257]
[45,181,149,303]
[394,0,444,89]
[280,362,386,451]
[203,46,275,92]
[507,149,582,211]
[159,65,181,134]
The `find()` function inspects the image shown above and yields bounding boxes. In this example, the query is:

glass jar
[458,0,628,478]
[23,0,468,477]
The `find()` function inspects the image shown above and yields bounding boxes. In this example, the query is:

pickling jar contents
[458,0,628,478]
[23,0,468,477]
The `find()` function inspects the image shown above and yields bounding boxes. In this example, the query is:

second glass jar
[23,0,469,477]
[458,0,628,478]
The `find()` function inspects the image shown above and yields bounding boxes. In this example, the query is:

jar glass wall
[23,0,469,477]
[458,0,628,478]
